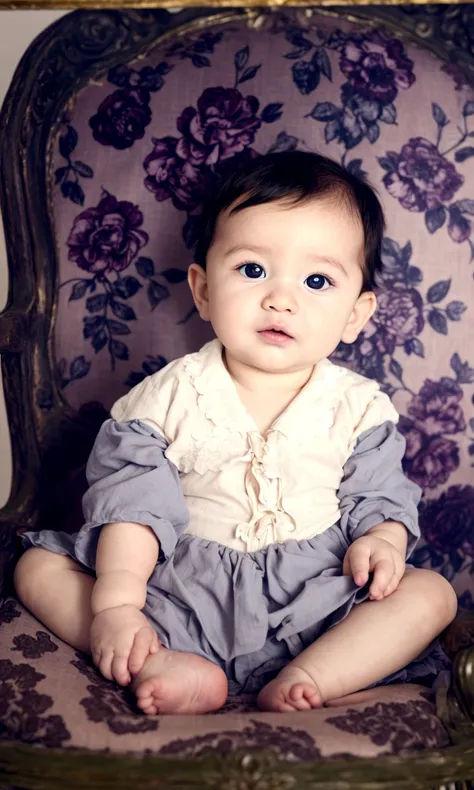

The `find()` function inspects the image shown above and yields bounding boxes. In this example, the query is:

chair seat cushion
[0,598,451,758]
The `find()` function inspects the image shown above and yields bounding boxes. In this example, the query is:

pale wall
[0,11,67,507]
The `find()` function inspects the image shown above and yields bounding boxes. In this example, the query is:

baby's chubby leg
[14,548,228,714]
[14,547,95,652]
[257,569,457,713]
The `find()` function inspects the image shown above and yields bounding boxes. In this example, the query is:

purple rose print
[144,86,263,211]
[382,137,464,212]
[144,136,218,211]
[419,486,474,559]
[399,417,460,490]
[408,377,466,436]
[177,87,262,163]
[339,31,415,104]
[367,285,424,355]
[89,87,152,150]
[67,191,148,274]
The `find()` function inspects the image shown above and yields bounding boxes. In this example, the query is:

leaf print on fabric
[55,114,94,206]
[125,354,168,388]
[165,30,225,69]
[57,355,91,389]
[282,24,332,96]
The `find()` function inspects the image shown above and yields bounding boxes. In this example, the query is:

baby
[15,151,457,716]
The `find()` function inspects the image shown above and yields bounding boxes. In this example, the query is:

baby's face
[190,198,376,375]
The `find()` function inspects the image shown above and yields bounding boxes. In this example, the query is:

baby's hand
[342,535,405,601]
[90,604,160,685]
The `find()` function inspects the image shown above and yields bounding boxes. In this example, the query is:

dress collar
[184,338,348,439]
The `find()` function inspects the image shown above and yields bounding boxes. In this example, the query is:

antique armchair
[0,6,473,789]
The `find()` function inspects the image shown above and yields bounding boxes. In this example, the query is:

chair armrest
[452,647,474,721]
[438,614,474,737]
[0,309,28,353]
[442,612,474,657]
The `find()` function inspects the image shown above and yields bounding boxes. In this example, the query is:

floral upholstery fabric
[0,598,450,756]
[2,7,474,757]
[50,8,474,608]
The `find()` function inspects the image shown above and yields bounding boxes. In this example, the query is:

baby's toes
[301,684,324,709]
[135,681,157,714]
[287,684,312,710]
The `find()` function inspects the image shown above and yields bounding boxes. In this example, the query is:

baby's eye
[238,263,266,279]
[305,274,333,291]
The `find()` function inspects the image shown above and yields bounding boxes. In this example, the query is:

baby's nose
[262,287,298,313]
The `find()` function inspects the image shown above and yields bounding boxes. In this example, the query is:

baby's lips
[258,325,294,338]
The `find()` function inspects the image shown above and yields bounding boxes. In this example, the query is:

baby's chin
[224,345,319,376]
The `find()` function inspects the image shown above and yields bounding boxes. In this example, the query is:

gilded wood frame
[0,6,473,788]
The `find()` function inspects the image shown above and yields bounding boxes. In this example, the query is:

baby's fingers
[370,557,395,599]
[97,649,115,682]
[111,653,132,686]
[348,543,371,586]
[128,627,156,676]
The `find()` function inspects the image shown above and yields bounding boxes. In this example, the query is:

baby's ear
[188,263,211,322]
[341,291,377,344]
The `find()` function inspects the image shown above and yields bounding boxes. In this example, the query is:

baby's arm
[90,522,161,685]
[92,521,159,614]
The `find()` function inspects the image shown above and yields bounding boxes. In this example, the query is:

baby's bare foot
[131,647,228,715]
[257,665,324,713]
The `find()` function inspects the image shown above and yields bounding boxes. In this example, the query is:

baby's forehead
[214,197,364,244]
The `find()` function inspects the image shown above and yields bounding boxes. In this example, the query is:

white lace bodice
[111,339,399,552]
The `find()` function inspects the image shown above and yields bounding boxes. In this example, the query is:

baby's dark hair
[194,151,385,292]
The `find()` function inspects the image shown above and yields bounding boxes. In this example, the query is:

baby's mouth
[258,326,294,344]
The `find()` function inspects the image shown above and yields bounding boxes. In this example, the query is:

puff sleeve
[338,419,422,559]
[75,419,190,567]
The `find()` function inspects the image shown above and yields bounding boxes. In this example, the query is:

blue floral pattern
[60,191,188,369]
[379,102,474,258]
[51,13,474,606]
[300,28,415,161]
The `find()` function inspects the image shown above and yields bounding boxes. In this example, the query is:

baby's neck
[223,351,315,435]
[223,351,314,396]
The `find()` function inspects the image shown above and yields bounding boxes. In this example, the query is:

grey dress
[22,418,451,695]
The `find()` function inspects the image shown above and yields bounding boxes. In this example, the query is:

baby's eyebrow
[306,255,349,278]
[224,244,268,257]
